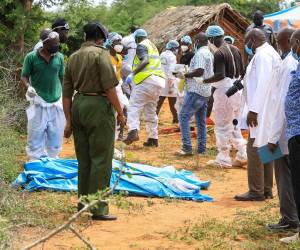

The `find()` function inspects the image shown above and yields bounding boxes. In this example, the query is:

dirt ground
[15,102,280,250]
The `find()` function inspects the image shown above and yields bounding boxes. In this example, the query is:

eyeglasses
[42,31,59,42]
[53,23,70,31]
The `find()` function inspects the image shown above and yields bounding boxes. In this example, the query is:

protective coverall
[127,38,165,140]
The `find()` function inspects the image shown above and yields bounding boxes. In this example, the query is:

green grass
[167,201,300,250]
[0,126,25,183]
[0,124,76,249]
[111,192,145,213]
[0,124,26,248]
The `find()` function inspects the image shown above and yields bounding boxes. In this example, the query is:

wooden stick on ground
[69,225,96,250]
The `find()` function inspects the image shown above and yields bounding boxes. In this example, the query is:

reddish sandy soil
[14,102,276,250]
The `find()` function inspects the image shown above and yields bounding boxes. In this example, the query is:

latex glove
[26,86,37,98]
[125,73,134,85]
[177,71,185,79]
[167,79,174,86]
[195,77,204,84]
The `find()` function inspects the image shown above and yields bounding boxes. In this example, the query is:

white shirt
[185,46,214,97]
[268,53,298,154]
[243,43,281,143]
[160,50,178,97]
[121,34,137,68]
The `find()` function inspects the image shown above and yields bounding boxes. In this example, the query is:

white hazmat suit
[26,92,65,160]
[212,78,247,166]
[127,75,165,139]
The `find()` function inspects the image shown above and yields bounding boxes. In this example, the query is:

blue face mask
[245,44,254,56]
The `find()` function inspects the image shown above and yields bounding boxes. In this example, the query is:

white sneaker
[206,159,232,169]
[280,233,299,244]
[232,159,247,168]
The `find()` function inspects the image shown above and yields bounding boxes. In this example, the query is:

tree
[185,0,280,19]
[0,0,65,54]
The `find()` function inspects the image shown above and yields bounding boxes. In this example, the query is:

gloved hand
[26,86,37,98]
[125,73,133,85]
[177,71,185,79]
[195,77,204,84]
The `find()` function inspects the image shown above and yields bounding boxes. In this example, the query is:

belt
[77,91,106,97]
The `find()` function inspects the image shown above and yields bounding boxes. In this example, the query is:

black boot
[143,138,158,147]
[123,129,139,145]
[234,192,265,201]
[264,191,274,199]
[266,219,299,232]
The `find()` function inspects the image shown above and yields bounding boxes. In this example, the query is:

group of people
[20,10,300,244]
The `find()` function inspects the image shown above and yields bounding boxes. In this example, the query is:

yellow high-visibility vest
[132,39,164,85]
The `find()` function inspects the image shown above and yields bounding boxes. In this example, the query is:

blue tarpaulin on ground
[13,158,212,202]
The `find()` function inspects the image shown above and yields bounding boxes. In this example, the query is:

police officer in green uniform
[63,22,125,220]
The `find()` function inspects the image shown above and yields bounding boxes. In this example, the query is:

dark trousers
[72,94,115,216]
[156,96,178,122]
[288,135,300,220]
[247,138,273,196]
[274,156,299,226]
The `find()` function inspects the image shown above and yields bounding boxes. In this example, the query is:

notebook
[257,144,283,164]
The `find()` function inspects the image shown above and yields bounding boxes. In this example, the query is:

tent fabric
[264,6,300,32]
[13,158,213,202]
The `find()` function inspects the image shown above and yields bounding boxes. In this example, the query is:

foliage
[59,0,280,55]
[50,0,110,54]
[0,1,45,53]
[0,49,27,133]
[1,0,281,55]
[185,0,280,19]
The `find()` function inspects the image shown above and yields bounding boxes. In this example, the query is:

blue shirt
[185,46,214,97]
[285,62,300,140]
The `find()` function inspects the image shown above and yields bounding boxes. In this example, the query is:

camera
[225,79,244,97]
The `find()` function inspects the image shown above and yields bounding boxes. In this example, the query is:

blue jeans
[179,92,208,153]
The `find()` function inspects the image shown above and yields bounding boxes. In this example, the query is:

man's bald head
[245,29,266,54]
[245,28,266,43]
[277,28,295,55]
[39,28,60,54]
[253,10,264,27]
[278,28,295,40]
[290,29,300,60]
[195,32,208,46]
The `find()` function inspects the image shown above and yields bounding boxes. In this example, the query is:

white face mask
[113,44,123,53]
[181,45,189,53]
